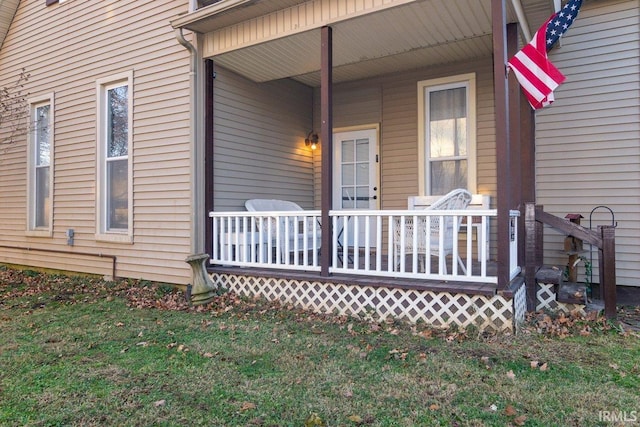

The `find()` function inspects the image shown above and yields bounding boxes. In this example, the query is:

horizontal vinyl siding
[536,0,640,287]
[213,66,315,211]
[0,0,193,284]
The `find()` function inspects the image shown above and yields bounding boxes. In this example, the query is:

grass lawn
[0,267,638,426]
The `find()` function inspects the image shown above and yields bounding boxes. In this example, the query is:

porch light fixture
[305,132,319,150]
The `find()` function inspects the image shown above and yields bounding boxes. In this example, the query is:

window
[27,96,54,235]
[418,73,476,196]
[96,73,133,242]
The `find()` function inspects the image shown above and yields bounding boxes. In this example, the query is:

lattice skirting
[536,283,586,315]
[211,273,520,332]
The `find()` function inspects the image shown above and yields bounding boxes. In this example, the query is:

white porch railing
[209,209,520,284]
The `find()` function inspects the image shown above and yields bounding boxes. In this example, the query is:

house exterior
[0,0,195,284]
[0,0,637,329]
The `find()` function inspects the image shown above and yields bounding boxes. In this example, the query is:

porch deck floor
[210,254,500,297]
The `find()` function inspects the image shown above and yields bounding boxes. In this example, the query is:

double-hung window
[96,73,133,242]
[27,96,54,235]
[418,73,476,195]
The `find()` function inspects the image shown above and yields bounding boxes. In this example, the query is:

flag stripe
[506,0,583,109]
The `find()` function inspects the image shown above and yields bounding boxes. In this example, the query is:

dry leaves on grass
[523,310,629,338]
[503,405,527,426]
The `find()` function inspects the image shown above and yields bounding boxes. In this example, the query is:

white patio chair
[394,189,472,274]
[245,199,321,263]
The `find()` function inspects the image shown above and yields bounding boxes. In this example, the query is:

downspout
[510,0,532,42]
[175,28,202,255]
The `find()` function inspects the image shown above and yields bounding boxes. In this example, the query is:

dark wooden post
[524,203,537,311]
[320,26,333,277]
[491,0,511,290]
[534,205,544,268]
[204,59,215,259]
[599,225,616,319]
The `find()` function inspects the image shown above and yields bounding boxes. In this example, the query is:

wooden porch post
[491,0,511,289]
[204,59,215,259]
[599,225,617,319]
[320,26,333,277]
[506,22,532,267]
[524,203,542,311]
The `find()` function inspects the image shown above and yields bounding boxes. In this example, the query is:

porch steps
[535,266,587,305]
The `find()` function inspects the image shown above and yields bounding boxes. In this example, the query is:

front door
[333,127,379,246]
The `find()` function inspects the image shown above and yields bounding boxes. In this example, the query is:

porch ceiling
[176,0,554,87]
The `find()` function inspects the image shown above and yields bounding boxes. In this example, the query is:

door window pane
[355,138,368,161]
[341,139,354,162]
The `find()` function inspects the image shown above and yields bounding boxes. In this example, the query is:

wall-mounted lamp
[305,131,319,150]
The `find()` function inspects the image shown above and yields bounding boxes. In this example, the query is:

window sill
[95,233,133,244]
[25,229,53,238]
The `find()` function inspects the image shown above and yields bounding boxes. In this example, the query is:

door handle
[372,195,377,200]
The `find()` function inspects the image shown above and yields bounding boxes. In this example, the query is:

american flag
[507,0,583,109]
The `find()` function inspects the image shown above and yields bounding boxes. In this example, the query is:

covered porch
[172,0,556,330]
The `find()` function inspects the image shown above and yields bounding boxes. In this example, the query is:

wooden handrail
[525,202,616,319]
[535,210,602,248]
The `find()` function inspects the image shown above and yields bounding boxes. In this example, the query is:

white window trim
[95,71,134,243]
[417,73,477,196]
[26,93,55,237]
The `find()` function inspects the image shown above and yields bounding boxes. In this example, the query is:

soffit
[0,0,20,50]
[179,0,554,87]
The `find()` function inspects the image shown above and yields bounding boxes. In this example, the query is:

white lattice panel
[213,273,516,332]
[513,285,527,332]
[536,283,557,311]
[536,283,586,315]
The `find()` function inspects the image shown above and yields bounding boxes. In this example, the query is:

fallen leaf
[481,356,490,364]
[530,361,539,369]
[304,412,326,427]
[348,414,363,423]
[247,417,265,426]
[419,329,433,339]
[609,363,619,370]
[203,352,214,358]
[506,370,516,380]
[240,402,256,411]
[504,405,517,416]
[514,415,527,425]
[154,399,166,407]
[489,404,498,412]
[429,403,440,411]
[539,363,548,371]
